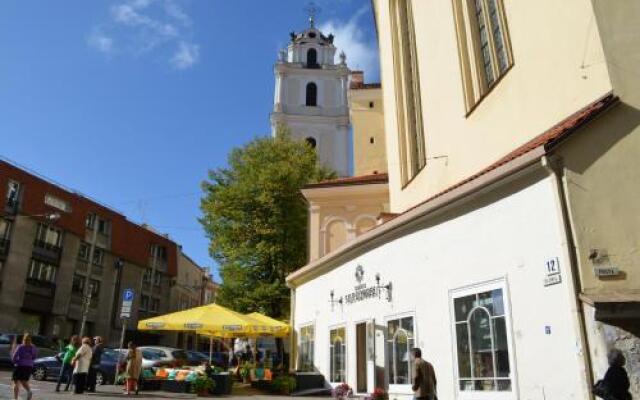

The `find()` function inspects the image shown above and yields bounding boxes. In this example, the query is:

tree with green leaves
[200,129,334,318]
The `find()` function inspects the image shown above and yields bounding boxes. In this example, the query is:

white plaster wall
[293,176,588,399]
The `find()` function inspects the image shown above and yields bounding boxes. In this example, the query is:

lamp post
[79,219,99,337]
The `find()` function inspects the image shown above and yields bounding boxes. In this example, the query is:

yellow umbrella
[245,312,290,337]
[137,303,254,335]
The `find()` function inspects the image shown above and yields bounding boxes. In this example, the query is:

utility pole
[79,218,100,337]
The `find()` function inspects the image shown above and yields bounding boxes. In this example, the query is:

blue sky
[0,0,379,281]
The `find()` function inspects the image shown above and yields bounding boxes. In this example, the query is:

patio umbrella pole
[209,336,213,364]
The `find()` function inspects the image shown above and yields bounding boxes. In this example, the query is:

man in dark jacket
[86,336,104,392]
[412,348,437,400]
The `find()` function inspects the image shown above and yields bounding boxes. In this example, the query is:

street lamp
[79,217,100,337]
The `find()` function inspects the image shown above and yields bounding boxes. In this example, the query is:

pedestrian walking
[593,348,633,400]
[411,347,437,400]
[11,333,38,400]
[87,336,104,392]
[56,335,80,392]
[124,341,143,395]
[71,337,93,394]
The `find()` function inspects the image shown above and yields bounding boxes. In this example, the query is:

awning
[579,291,640,320]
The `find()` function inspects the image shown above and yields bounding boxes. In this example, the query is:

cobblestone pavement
[0,370,327,400]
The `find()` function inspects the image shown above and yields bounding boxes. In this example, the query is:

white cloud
[88,30,114,54]
[89,0,198,70]
[171,41,199,69]
[319,6,379,80]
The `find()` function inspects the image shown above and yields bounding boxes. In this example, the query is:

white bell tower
[271,11,351,177]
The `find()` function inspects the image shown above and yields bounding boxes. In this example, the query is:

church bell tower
[271,10,351,177]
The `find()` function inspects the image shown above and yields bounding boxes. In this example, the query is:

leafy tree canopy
[200,128,334,318]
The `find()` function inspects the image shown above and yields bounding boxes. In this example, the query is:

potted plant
[239,362,253,383]
[272,375,297,395]
[332,382,353,399]
[191,376,215,397]
[365,387,389,400]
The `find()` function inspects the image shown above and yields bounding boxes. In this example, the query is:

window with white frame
[28,259,58,283]
[6,180,21,209]
[78,242,90,261]
[86,213,96,229]
[143,268,152,283]
[34,223,62,248]
[298,325,315,372]
[387,316,414,385]
[140,295,150,310]
[453,286,512,392]
[329,327,346,383]
[92,248,104,266]
[150,297,160,312]
[452,0,513,111]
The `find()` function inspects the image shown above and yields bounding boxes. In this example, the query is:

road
[0,370,327,399]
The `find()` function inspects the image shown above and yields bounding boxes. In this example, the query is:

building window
[390,0,426,184]
[28,259,57,283]
[78,242,90,261]
[0,219,11,239]
[369,137,375,144]
[387,316,414,385]
[307,48,318,68]
[34,223,62,248]
[97,218,111,235]
[151,244,168,271]
[143,269,152,283]
[154,271,162,286]
[453,286,512,392]
[369,101,374,108]
[329,327,346,383]
[6,180,21,209]
[305,137,317,149]
[306,82,318,107]
[452,0,513,111]
[150,298,160,312]
[299,325,315,372]
[71,274,100,297]
[140,295,149,311]
[92,248,104,266]
[86,213,96,229]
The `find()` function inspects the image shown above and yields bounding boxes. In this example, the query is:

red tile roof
[304,173,389,189]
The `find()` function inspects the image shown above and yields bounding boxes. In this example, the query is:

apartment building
[0,159,179,346]
[287,1,640,399]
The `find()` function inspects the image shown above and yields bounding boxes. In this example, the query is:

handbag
[593,379,612,399]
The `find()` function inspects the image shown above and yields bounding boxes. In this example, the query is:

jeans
[55,363,73,391]
[87,366,98,391]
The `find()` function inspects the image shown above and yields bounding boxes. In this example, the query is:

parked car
[31,347,121,385]
[137,346,189,368]
[0,333,58,366]
[186,350,229,368]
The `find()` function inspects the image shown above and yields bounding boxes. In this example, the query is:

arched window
[305,137,317,149]
[329,327,346,383]
[307,48,318,68]
[387,316,414,385]
[325,219,347,254]
[306,82,317,106]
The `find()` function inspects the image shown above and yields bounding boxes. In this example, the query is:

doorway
[356,322,367,393]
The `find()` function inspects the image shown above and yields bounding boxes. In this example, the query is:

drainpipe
[289,287,296,372]
[542,155,595,399]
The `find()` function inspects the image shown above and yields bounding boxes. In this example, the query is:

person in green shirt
[55,335,80,392]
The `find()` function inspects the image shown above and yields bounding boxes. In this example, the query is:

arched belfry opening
[306,137,317,149]
[307,48,318,68]
[306,82,318,106]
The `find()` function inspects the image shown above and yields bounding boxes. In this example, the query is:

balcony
[76,260,103,276]
[0,238,9,258]
[22,279,56,313]
[32,240,61,263]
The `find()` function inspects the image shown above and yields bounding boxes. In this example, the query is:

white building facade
[270,21,351,177]
[289,164,594,399]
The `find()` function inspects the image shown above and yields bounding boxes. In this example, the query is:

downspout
[289,287,297,372]
[542,155,594,399]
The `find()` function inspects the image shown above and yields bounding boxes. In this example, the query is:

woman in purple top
[11,333,38,400]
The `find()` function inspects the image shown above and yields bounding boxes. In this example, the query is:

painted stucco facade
[372,0,612,213]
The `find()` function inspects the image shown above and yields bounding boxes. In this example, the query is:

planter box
[293,372,325,392]
[162,380,191,393]
[211,373,233,395]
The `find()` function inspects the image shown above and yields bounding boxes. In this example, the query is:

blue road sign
[123,289,134,301]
